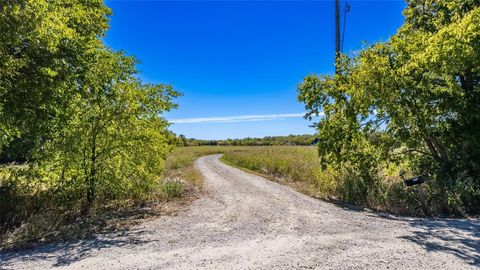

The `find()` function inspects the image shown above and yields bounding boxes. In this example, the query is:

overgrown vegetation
[222,146,422,215]
[0,0,181,249]
[298,1,480,216]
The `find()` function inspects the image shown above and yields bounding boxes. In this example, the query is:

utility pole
[335,0,341,75]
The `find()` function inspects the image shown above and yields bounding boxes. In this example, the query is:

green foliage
[0,137,35,163]
[0,0,111,148]
[33,48,180,207]
[0,0,180,241]
[298,1,480,215]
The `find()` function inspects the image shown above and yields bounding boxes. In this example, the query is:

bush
[160,178,184,199]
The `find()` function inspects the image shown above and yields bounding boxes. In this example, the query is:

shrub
[160,178,184,199]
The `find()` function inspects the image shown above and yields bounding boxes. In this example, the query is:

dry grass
[220,146,326,197]
[220,146,422,215]
[0,194,198,251]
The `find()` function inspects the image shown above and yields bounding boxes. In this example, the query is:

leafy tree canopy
[0,0,180,212]
[298,0,480,214]
[0,0,109,147]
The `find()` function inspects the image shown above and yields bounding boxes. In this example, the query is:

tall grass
[221,146,327,195]
[221,146,319,182]
[221,146,422,215]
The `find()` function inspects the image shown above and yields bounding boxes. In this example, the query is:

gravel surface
[1,154,479,269]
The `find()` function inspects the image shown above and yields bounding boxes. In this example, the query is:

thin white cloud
[170,113,307,124]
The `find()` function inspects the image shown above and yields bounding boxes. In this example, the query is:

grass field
[217,146,420,215]
[220,146,329,198]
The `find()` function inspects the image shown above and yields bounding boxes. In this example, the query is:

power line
[341,1,350,52]
[335,0,350,74]
[335,0,340,74]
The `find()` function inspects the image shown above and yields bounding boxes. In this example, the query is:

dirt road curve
[1,154,479,269]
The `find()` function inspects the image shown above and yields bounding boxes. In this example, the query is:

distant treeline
[177,134,316,146]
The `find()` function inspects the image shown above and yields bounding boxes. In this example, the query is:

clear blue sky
[104,0,406,140]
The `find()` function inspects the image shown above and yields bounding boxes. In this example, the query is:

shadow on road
[399,218,480,266]
[326,202,480,266]
[362,210,480,266]
[293,197,480,266]
[0,228,153,268]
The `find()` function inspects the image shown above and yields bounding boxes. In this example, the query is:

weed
[160,178,184,199]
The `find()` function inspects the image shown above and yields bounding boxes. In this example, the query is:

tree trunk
[83,131,97,215]
[459,70,479,181]
[425,135,453,179]
[424,135,453,213]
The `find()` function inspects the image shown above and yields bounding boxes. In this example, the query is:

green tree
[178,135,188,146]
[0,0,180,214]
[298,1,480,214]
[35,48,180,211]
[0,0,110,151]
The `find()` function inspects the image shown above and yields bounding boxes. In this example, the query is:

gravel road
[1,154,479,269]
